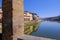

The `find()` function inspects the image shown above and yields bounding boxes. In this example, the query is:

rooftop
[24,11,37,15]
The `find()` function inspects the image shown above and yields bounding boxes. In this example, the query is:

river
[31,21,60,40]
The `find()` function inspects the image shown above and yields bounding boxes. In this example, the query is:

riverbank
[0,23,2,33]
[24,20,41,35]
[0,25,2,30]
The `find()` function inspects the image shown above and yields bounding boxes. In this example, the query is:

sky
[24,0,60,18]
[0,0,60,18]
[0,0,2,7]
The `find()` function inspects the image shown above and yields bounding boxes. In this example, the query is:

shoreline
[24,20,42,35]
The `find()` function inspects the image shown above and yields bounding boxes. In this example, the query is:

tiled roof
[24,11,37,15]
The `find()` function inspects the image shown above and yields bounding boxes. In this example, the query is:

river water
[31,21,60,40]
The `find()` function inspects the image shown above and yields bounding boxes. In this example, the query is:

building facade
[0,9,2,19]
[24,11,40,21]
[0,9,2,23]
[24,11,33,21]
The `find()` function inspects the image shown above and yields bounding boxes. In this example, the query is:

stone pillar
[12,0,24,40]
[2,0,13,40]
[2,0,24,40]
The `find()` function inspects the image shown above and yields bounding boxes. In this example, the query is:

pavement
[18,34,56,40]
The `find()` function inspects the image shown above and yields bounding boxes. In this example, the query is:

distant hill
[0,7,2,9]
[43,15,60,21]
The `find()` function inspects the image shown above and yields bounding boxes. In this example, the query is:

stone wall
[2,0,13,40]
[12,0,24,40]
[2,0,24,40]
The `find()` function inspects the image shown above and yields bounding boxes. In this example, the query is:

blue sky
[0,0,60,18]
[24,0,60,18]
[0,0,2,7]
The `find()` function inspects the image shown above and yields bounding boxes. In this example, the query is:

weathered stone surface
[2,0,13,40]
[18,35,56,40]
[12,0,24,40]
[2,0,24,40]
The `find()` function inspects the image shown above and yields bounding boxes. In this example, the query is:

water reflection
[31,21,60,40]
